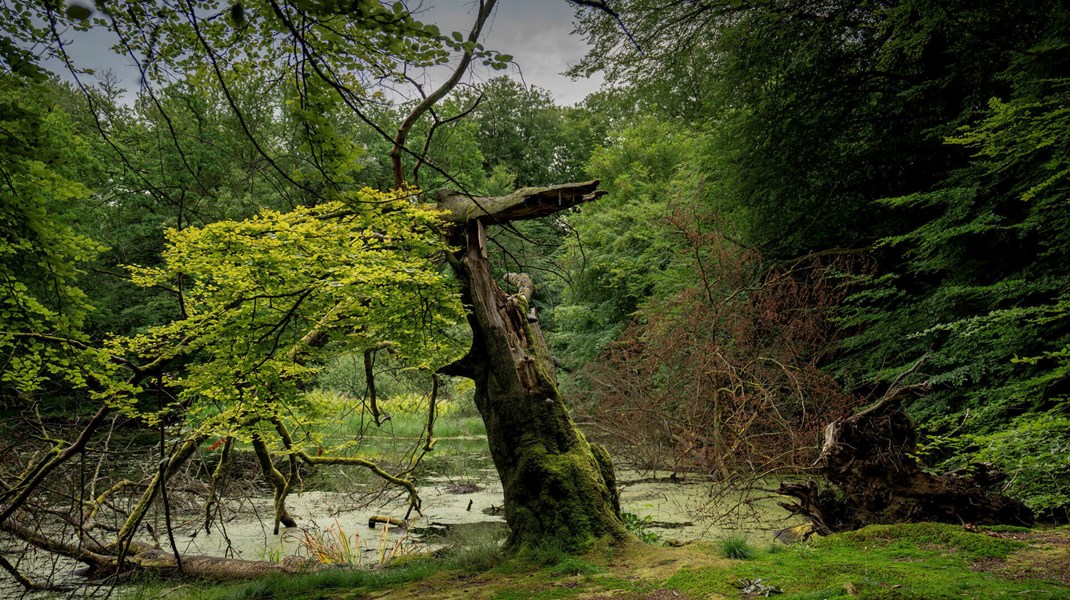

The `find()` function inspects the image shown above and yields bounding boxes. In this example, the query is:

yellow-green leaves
[119,187,464,434]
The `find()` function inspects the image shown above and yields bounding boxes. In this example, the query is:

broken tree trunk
[778,362,1033,532]
[436,181,628,551]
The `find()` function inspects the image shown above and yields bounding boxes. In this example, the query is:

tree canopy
[571,0,1070,517]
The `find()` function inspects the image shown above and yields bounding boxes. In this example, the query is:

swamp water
[0,447,802,598]
[164,470,796,564]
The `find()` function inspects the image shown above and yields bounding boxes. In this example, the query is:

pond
[0,444,801,598]
[134,461,799,566]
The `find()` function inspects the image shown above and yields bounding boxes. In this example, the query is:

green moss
[490,588,581,600]
[485,553,633,600]
[657,524,1070,599]
[840,523,1023,560]
[714,523,1066,599]
[547,556,606,577]
[662,566,704,589]
[146,524,1069,599]
[589,442,621,513]
[506,438,626,552]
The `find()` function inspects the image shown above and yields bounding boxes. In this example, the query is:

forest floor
[149,522,1070,599]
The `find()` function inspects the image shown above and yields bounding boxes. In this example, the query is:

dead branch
[364,342,395,426]
[436,181,605,223]
[203,436,232,534]
[0,405,111,528]
[250,434,298,534]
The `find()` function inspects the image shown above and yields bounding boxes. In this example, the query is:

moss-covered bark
[441,211,626,551]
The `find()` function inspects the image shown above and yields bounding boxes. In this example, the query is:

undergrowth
[670,522,1067,599]
[718,535,756,559]
[126,559,441,600]
[621,511,662,545]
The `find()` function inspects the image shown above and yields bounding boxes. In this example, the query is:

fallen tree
[1,518,318,584]
[777,359,1033,533]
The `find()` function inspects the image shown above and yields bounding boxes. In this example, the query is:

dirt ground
[971,528,1070,586]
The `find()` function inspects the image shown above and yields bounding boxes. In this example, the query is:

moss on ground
[668,523,1070,599]
[144,523,1070,599]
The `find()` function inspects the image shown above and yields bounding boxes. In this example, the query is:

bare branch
[391,0,498,187]
[567,0,644,54]
[364,342,395,426]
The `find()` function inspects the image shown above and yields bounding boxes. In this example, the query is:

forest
[1,0,1069,598]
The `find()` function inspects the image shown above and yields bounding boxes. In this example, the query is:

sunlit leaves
[119,188,464,432]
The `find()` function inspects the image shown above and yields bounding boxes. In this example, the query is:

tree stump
[435,181,628,551]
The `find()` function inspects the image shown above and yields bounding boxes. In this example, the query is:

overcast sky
[47,0,604,106]
[425,0,604,105]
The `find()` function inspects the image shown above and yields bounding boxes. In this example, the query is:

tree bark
[436,182,627,551]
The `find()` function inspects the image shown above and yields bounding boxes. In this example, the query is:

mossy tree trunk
[436,182,628,551]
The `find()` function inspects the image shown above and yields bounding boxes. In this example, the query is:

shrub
[621,511,662,545]
[966,414,1070,521]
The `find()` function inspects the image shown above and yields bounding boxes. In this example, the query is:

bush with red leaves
[575,211,859,478]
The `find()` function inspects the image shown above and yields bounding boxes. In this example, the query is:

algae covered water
[156,466,797,566]
[0,443,798,598]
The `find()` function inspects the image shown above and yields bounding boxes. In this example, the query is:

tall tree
[436,183,627,550]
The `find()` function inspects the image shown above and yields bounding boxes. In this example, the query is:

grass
[300,391,489,466]
[254,390,491,491]
[142,525,506,600]
[717,534,756,559]
[130,523,1070,599]
[295,520,413,567]
[435,522,509,572]
[670,522,1070,599]
[198,560,441,600]
[298,522,364,566]
[209,391,489,476]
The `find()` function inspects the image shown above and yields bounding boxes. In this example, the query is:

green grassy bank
[129,522,1070,599]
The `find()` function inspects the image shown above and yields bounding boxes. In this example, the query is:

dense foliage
[0,75,110,398]
[3,6,1070,592]
[571,0,1070,517]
